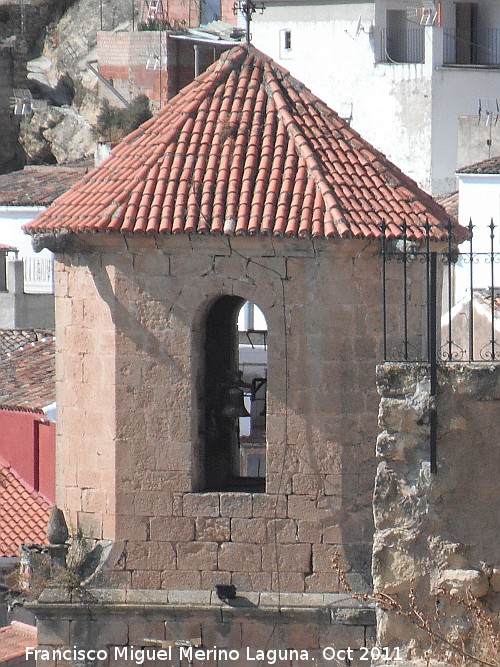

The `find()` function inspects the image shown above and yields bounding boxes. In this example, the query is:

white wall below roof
[431,67,500,196]
[252,3,500,196]
[252,6,434,191]
[0,207,52,260]
[455,173,500,299]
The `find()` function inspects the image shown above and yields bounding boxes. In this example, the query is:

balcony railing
[443,28,500,66]
[377,27,425,64]
[23,257,54,294]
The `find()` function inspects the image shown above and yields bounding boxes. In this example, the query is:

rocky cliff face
[0,40,25,173]
[0,0,135,172]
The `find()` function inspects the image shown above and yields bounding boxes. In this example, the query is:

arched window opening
[203,296,267,492]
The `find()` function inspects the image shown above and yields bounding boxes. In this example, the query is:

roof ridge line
[262,62,345,227]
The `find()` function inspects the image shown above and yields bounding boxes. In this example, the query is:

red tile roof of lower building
[0,622,37,664]
[0,457,50,557]
[436,191,458,219]
[457,156,500,174]
[0,161,92,207]
[0,329,54,359]
[0,337,55,409]
[26,46,464,242]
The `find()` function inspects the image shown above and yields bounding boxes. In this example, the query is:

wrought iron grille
[382,218,500,364]
[443,28,500,66]
[377,27,425,64]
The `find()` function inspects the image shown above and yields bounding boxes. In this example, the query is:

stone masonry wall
[54,234,420,595]
[55,249,117,539]
[33,588,375,667]
[373,362,500,656]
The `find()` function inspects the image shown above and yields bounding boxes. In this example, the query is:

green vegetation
[95,95,152,142]
[137,18,187,31]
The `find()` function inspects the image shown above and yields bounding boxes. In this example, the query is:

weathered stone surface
[372,541,421,594]
[439,363,500,400]
[20,107,95,164]
[331,606,376,626]
[373,461,429,531]
[427,537,469,571]
[373,363,500,656]
[46,506,69,545]
[376,431,424,460]
[438,569,490,598]
[376,363,430,397]
[378,396,432,433]
[491,568,500,593]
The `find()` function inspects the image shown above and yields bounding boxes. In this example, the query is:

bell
[222,386,251,418]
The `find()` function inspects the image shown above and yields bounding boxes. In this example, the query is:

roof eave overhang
[29,229,77,254]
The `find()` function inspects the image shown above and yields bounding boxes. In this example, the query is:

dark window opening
[203,296,267,492]
[0,252,7,292]
[456,2,478,64]
[284,30,292,50]
[384,9,424,63]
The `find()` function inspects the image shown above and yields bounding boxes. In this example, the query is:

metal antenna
[232,0,265,45]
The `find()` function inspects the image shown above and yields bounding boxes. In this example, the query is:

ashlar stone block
[177,542,218,570]
[218,543,262,572]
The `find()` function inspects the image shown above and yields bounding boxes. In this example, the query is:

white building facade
[0,162,90,329]
[455,159,500,299]
[0,206,55,329]
[252,0,500,195]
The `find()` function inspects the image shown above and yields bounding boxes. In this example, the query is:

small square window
[280,29,293,59]
[0,253,7,292]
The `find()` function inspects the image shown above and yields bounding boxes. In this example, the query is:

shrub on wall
[95,95,152,142]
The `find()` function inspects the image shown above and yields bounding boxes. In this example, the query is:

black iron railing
[377,27,426,64]
[443,28,500,66]
[382,217,500,474]
[382,218,500,364]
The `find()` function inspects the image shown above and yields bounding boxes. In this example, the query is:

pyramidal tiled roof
[26,46,461,241]
[0,457,50,557]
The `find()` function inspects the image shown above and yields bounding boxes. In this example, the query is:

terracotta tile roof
[457,156,500,174]
[0,160,92,207]
[0,457,50,557]
[0,329,54,358]
[26,46,463,242]
[0,622,37,664]
[436,191,458,219]
[0,337,55,410]
[475,288,500,313]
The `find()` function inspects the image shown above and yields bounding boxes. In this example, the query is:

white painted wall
[455,173,500,298]
[431,67,500,196]
[253,6,434,189]
[0,207,54,295]
[252,0,500,196]
[0,207,51,259]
